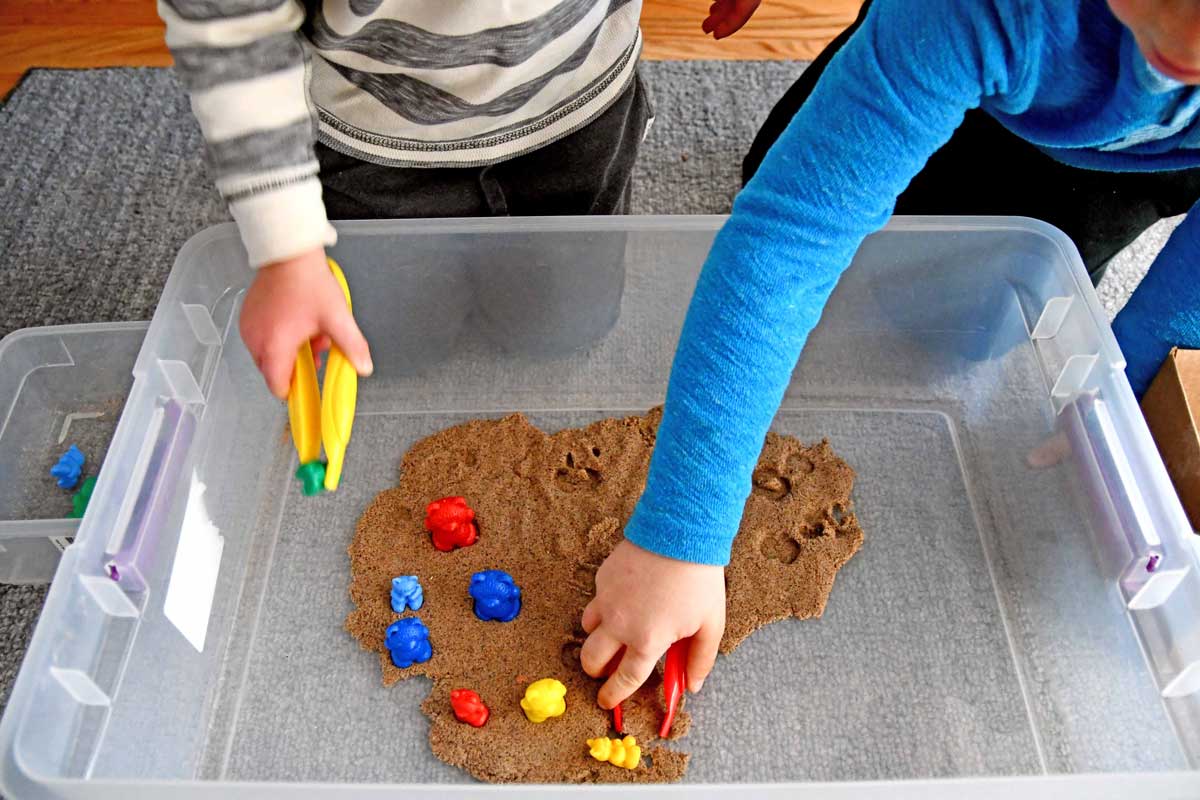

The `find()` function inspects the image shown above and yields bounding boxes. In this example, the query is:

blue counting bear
[50,445,85,490]
[390,575,424,613]
[384,617,432,668]
[469,569,522,622]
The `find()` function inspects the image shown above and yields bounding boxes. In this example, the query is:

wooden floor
[0,0,858,98]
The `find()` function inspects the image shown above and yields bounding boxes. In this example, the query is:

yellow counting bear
[586,735,641,770]
[520,678,566,723]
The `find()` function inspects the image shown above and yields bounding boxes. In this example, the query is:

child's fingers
[597,646,659,709]
[579,628,623,678]
[261,334,304,400]
[1026,432,1069,469]
[601,648,624,677]
[581,601,601,633]
[712,16,745,39]
[309,335,331,371]
[685,623,722,693]
[322,305,374,377]
[702,0,731,34]
[710,0,759,38]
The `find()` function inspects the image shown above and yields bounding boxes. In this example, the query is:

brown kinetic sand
[345,408,863,783]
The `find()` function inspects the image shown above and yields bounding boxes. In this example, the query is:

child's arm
[583,0,1036,705]
[159,0,371,396]
[159,0,332,267]
[1112,204,1200,396]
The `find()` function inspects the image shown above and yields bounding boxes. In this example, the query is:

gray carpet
[0,62,1176,725]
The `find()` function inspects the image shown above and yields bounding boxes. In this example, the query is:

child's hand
[580,540,725,709]
[701,0,763,39]
[239,246,373,399]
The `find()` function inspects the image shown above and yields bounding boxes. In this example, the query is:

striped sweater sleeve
[159,0,337,267]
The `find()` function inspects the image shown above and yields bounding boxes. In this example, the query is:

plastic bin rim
[167,213,1102,322]
[163,213,1117,372]
[6,769,1200,795]
[175,213,1087,244]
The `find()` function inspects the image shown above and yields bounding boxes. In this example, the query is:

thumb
[685,621,723,693]
[322,302,373,377]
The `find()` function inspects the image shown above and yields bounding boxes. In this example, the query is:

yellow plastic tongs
[289,258,358,495]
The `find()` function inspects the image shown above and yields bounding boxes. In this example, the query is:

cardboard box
[1141,348,1200,532]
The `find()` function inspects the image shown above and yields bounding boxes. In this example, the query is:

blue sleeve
[1112,204,1200,397]
[623,0,1035,565]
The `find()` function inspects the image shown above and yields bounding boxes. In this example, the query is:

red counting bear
[450,688,489,727]
[425,496,478,551]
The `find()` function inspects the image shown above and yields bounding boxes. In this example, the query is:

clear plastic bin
[0,323,147,584]
[1,217,1198,798]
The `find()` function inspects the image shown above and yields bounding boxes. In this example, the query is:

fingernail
[360,359,374,377]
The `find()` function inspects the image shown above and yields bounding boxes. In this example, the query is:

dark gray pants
[316,72,652,218]
[316,72,653,374]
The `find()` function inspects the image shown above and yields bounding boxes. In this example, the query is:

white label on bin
[49,536,73,553]
[164,474,224,653]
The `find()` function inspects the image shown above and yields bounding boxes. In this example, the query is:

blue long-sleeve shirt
[625,0,1200,565]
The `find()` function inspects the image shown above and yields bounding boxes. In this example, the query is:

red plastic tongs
[612,639,689,738]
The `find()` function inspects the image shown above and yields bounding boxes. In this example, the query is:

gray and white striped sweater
[159,0,643,266]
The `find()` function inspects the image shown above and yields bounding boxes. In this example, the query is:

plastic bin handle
[1064,392,1189,609]
[104,399,195,592]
